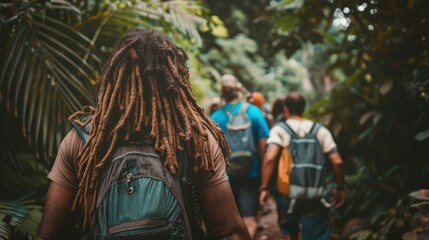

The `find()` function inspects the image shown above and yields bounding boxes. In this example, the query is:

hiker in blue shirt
[211,74,270,238]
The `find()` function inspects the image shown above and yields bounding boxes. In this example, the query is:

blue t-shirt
[211,101,270,179]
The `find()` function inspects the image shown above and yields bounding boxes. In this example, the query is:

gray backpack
[71,118,205,240]
[224,103,256,179]
[277,121,327,200]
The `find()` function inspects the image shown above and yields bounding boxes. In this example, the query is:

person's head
[271,98,285,120]
[208,97,221,114]
[220,74,241,102]
[71,29,230,226]
[284,92,306,116]
[251,92,265,110]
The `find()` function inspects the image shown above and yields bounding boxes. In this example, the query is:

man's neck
[226,98,239,104]
[288,115,304,121]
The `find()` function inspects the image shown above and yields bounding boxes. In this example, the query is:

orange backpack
[277,146,293,196]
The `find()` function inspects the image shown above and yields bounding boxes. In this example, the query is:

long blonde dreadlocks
[69,29,230,228]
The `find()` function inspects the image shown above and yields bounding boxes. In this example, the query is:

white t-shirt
[266,119,337,153]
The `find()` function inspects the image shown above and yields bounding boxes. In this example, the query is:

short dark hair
[221,86,239,101]
[284,92,306,116]
[271,98,284,119]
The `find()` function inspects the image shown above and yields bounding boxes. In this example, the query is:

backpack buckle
[126,173,135,194]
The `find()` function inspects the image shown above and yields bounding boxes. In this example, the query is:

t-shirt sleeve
[47,130,82,192]
[248,105,269,140]
[266,125,289,147]
[317,126,337,153]
[195,133,228,189]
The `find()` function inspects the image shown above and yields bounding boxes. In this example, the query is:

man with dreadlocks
[36,29,250,239]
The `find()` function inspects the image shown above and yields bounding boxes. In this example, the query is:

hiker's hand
[331,189,346,208]
[259,190,270,208]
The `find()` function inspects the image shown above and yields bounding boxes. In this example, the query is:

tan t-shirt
[266,119,337,153]
[48,130,228,192]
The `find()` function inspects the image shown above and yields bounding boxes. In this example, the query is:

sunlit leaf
[359,111,376,125]
[379,80,393,95]
[415,128,429,141]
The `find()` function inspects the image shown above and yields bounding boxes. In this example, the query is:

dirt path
[255,197,284,240]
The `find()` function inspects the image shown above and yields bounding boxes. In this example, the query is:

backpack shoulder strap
[178,142,207,239]
[240,102,251,114]
[223,102,248,119]
[71,115,92,144]
[307,122,322,138]
[276,121,298,138]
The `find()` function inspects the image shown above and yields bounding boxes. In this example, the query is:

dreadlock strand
[175,99,192,140]
[68,110,85,121]
[98,83,113,119]
[76,146,92,179]
[151,88,163,151]
[138,100,146,131]
[153,81,168,154]
[135,68,145,131]
[134,96,142,131]
[120,79,130,112]
[178,90,207,138]
[89,182,98,214]
[170,108,184,151]
[131,66,143,130]
[162,136,177,173]
[100,63,127,127]
[103,39,138,79]
[168,98,184,152]
[149,80,159,139]
[95,130,120,170]
[160,97,173,137]
[96,71,137,170]
[158,114,169,153]
[161,97,180,165]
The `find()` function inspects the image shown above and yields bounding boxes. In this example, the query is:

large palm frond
[0,198,43,240]
[1,1,99,161]
[0,0,206,163]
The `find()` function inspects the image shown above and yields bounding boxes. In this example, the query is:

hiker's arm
[36,182,75,240]
[259,144,281,206]
[328,150,346,208]
[200,181,251,240]
[266,114,274,129]
[258,138,267,164]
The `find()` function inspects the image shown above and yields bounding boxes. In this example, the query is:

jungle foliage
[0,0,428,239]
[0,0,208,238]
[202,0,429,238]
[262,0,429,238]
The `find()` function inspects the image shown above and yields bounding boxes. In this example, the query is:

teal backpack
[72,118,205,240]
[277,121,327,200]
[223,102,256,179]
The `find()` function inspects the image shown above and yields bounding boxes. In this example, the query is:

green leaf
[1,31,30,107]
[0,27,27,92]
[359,111,376,125]
[379,80,393,95]
[14,207,42,239]
[415,128,429,141]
